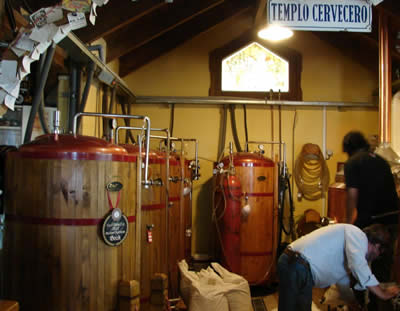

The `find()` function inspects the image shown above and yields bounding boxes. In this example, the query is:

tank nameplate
[102,209,129,246]
[257,176,266,181]
[106,181,123,192]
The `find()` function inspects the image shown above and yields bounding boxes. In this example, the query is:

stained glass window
[221,42,289,92]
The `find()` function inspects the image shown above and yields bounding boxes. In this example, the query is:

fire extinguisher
[219,173,242,273]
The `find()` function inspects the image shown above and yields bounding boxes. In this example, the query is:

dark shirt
[344,150,399,228]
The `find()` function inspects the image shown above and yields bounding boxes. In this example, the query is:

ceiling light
[258,25,293,41]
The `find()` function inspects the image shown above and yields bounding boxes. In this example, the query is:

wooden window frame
[209,30,303,100]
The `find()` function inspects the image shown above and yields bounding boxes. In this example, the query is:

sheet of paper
[89,4,97,25]
[14,32,35,52]
[11,46,26,57]
[62,0,91,13]
[0,60,18,79]
[0,90,6,105]
[53,25,68,44]
[68,12,87,30]
[4,94,16,110]
[30,23,58,43]
[22,56,35,75]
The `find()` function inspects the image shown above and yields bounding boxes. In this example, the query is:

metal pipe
[23,43,56,143]
[73,112,151,184]
[379,10,392,144]
[135,133,143,281]
[68,62,78,133]
[135,96,376,108]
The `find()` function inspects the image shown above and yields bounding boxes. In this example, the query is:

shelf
[58,32,135,99]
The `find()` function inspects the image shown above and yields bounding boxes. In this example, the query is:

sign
[102,208,129,246]
[267,0,372,32]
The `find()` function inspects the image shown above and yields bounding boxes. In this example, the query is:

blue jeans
[277,252,314,311]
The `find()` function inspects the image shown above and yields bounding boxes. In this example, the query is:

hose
[169,103,175,138]
[229,105,242,152]
[23,43,56,143]
[243,104,248,144]
[217,105,227,162]
[294,143,330,201]
[120,98,136,144]
[37,50,49,134]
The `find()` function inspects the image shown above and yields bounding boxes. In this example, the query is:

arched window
[209,31,302,100]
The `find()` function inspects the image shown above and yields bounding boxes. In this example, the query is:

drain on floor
[252,298,267,311]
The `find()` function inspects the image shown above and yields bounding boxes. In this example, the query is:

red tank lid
[221,152,274,167]
[16,134,134,162]
[121,144,166,164]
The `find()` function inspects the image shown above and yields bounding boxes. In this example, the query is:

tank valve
[151,178,163,186]
[169,176,180,183]
[297,192,303,201]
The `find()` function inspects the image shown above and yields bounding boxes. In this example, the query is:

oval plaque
[257,176,266,181]
[102,210,129,246]
[106,181,123,192]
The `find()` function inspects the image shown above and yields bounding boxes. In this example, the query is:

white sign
[268,0,372,32]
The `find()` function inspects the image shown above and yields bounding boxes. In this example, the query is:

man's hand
[368,284,400,300]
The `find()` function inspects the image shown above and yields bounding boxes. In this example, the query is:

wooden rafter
[105,0,225,62]
[119,2,254,76]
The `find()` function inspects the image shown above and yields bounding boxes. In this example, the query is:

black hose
[80,62,95,113]
[37,50,50,134]
[120,98,135,144]
[229,105,242,152]
[23,44,56,143]
[108,87,116,114]
[243,104,248,146]
[102,85,109,138]
[278,175,295,250]
[169,103,175,138]
[217,105,227,161]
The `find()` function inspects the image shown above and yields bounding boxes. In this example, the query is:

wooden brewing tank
[216,152,278,284]
[2,134,138,311]
[122,144,167,311]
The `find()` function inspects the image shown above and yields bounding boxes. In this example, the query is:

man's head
[342,131,370,156]
[363,224,391,261]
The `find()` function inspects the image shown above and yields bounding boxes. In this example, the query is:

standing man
[277,224,399,311]
[342,131,399,228]
[342,130,399,310]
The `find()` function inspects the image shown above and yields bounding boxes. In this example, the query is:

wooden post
[119,280,140,311]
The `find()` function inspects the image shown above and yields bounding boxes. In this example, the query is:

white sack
[189,267,229,311]
[211,262,253,311]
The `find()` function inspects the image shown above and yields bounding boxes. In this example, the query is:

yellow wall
[107,15,380,255]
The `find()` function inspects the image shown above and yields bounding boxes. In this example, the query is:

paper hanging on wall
[62,0,91,13]
[68,12,87,30]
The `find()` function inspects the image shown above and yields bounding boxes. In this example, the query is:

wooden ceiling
[11,0,400,78]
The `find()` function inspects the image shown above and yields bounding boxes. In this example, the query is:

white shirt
[290,223,379,290]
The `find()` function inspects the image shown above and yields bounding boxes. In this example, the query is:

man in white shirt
[277,223,399,311]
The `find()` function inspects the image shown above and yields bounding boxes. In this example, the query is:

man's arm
[346,187,358,224]
[368,285,400,300]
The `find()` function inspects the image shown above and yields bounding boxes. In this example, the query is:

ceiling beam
[105,0,224,62]
[73,0,166,43]
[119,2,254,76]
[254,0,267,27]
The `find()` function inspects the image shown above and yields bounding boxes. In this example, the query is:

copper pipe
[379,9,392,144]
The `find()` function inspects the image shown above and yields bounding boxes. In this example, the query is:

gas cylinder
[214,152,278,284]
